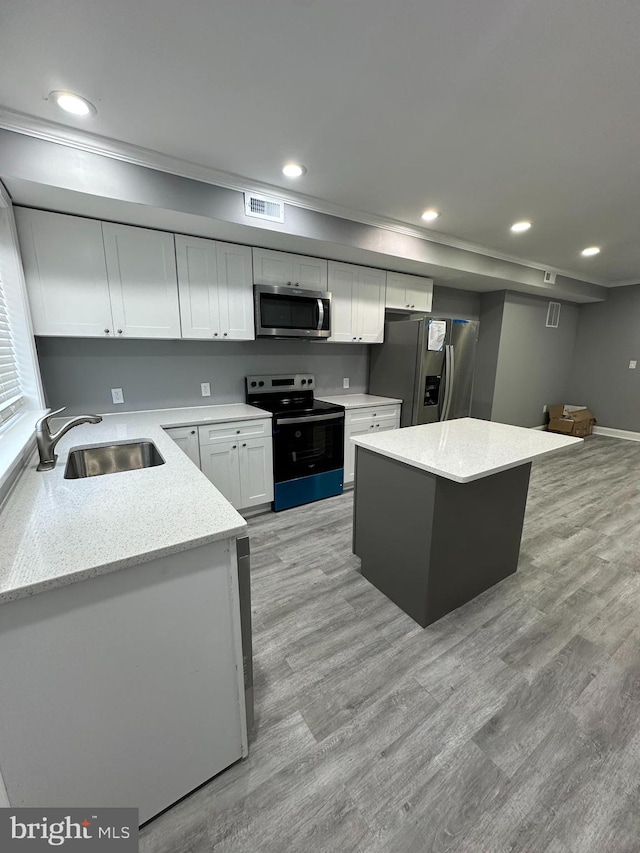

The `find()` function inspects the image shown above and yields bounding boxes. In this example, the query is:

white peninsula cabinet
[176,236,254,340]
[16,209,182,339]
[252,248,328,290]
[199,418,274,512]
[327,261,386,343]
[385,271,433,312]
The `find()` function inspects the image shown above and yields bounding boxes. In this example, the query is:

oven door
[273,412,344,482]
[255,285,331,338]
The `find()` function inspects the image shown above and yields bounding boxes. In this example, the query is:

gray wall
[471,290,579,427]
[431,285,481,320]
[471,292,505,421]
[566,284,640,430]
[36,338,369,415]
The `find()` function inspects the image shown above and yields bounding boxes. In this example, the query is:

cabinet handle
[411,304,415,308]
[359,337,363,341]
[232,445,237,449]
[214,332,218,337]
[352,337,357,341]
[223,332,228,337]
[117,329,123,334]
[190,430,195,435]
[406,304,410,307]
[104,329,110,334]
[294,282,300,287]
[242,443,247,447]
[236,430,240,434]
[286,281,292,286]
[369,424,374,428]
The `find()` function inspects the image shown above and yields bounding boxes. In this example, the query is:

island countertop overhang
[351,417,582,483]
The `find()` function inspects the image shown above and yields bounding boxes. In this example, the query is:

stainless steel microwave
[254,284,332,339]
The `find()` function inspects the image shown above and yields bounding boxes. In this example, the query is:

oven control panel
[246,374,314,393]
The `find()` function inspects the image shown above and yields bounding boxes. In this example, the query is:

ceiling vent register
[546,301,561,328]
[244,193,285,223]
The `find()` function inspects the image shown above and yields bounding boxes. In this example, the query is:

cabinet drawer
[198,418,272,446]
[346,404,401,426]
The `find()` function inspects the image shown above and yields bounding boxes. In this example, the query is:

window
[0,273,24,427]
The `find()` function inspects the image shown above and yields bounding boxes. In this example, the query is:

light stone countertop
[351,417,582,483]
[0,404,271,604]
[316,394,402,408]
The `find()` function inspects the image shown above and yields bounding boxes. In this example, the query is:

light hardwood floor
[141,435,640,853]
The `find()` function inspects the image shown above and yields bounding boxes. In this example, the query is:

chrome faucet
[36,407,103,471]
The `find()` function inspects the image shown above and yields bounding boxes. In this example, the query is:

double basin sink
[64,441,165,479]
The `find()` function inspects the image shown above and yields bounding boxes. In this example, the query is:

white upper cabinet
[176,236,254,340]
[103,223,181,339]
[386,271,433,313]
[252,248,327,291]
[327,261,386,344]
[16,208,114,338]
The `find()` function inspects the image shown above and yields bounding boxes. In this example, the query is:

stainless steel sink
[64,441,165,479]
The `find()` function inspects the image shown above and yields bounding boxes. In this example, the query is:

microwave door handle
[316,298,324,331]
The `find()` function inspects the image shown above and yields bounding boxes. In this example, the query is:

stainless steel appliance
[254,284,331,339]
[246,373,344,511]
[369,317,479,427]
[236,536,254,734]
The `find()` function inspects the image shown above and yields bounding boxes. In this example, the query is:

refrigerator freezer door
[448,319,479,419]
[416,318,450,424]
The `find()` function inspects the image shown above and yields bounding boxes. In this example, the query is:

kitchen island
[352,418,581,627]
[0,404,268,823]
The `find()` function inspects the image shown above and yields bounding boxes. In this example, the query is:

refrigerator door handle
[446,345,456,419]
[441,345,455,421]
[440,345,449,422]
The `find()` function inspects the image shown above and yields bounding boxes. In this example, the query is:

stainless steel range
[246,374,345,511]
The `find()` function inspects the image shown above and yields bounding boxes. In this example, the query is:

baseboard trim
[593,426,640,443]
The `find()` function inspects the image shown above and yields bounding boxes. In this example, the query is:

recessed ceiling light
[581,246,601,257]
[510,220,532,233]
[421,209,440,223]
[282,163,306,178]
[49,91,96,117]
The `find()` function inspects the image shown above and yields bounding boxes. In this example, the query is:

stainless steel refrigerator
[369,318,479,427]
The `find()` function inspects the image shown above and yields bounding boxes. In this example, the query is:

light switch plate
[629,360,637,370]
[201,382,211,397]
[343,377,350,389]
[111,388,124,404]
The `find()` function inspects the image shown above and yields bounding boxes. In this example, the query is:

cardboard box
[547,404,596,437]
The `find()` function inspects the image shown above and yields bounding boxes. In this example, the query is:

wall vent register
[244,193,285,223]
[546,301,561,329]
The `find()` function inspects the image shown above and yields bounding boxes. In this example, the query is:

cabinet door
[238,437,274,508]
[251,248,294,286]
[385,272,408,311]
[200,441,242,507]
[404,277,433,312]
[103,223,181,339]
[291,256,328,291]
[344,424,377,484]
[175,235,221,339]
[355,267,386,343]
[327,261,358,343]
[216,242,254,340]
[16,208,114,337]
[165,426,201,467]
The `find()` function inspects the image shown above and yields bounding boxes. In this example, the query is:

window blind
[0,275,24,426]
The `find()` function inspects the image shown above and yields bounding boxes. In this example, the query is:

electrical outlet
[111,388,124,405]
[630,360,637,370]
[201,382,211,397]
[542,404,548,414]
[343,377,350,389]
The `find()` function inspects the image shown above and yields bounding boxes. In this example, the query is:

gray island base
[351,418,582,628]
[353,448,531,627]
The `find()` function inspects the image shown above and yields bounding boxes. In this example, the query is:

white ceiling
[1,0,640,284]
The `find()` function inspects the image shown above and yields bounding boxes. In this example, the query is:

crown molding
[606,278,640,288]
[0,106,609,288]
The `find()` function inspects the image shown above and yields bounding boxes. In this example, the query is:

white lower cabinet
[198,418,274,510]
[344,404,401,484]
[164,426,201,468]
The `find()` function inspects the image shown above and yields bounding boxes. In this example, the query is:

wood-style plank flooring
[141,435,640,853]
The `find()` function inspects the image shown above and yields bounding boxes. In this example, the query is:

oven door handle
[277,412,344,425]
[316,298,324,331]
